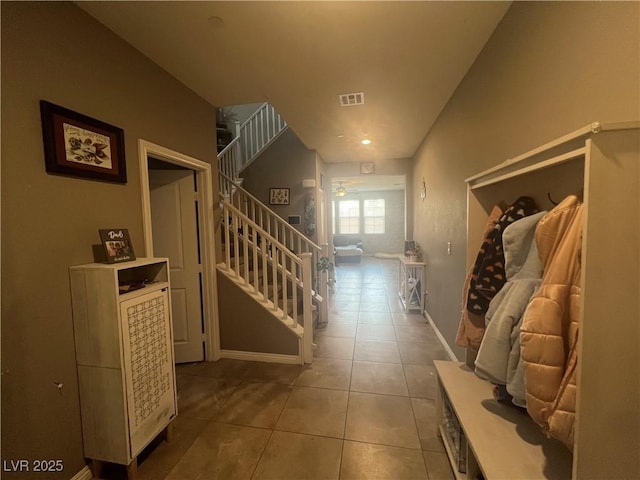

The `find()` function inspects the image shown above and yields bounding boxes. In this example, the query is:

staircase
[218,102,288,182]
[216,103,328,364]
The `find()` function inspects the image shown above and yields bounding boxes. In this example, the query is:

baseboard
[423,310,459,361]
[220,349,302,365]
[70,466,93,480]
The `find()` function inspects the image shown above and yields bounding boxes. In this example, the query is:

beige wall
[1,2,217,477]
[411,1,640,358]
[316,153,329,246]
[327,157,411,179]
[241,128,318,243]
[217,273,299,355]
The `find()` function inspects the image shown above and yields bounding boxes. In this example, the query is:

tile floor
[121,257,456,479]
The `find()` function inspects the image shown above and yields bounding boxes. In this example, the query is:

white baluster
[301,253,313,363]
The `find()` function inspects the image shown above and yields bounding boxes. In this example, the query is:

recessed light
[361,138,371,145]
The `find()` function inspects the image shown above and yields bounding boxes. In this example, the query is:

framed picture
[99,229,136,263]
[40,100,127,183]
[269,188,290,205]
[360,161,375,174]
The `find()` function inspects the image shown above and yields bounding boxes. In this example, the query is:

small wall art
[40,100,127,183]
[269,188,290,205]
[360,161,375,174]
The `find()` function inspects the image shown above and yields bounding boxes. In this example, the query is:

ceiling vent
[339,92,365,107]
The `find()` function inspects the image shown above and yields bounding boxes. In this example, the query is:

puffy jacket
[520,195,583,450]
[474,211,546,406]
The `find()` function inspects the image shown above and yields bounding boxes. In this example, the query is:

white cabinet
[70,258,177,477]
[440,122,639,479]
[398,256,426,313]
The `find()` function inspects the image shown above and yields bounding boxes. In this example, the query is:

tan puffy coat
[520,195,583,450]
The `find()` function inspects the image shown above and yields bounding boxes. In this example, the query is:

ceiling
[78,1,510,164]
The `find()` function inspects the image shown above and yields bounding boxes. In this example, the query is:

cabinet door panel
[120,288,176,457]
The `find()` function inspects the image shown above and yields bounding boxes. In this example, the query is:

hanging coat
[520,195,583,451]
[457,197,539,349]
[474,211,546,407]
[456,205,503,348]
[467,196,540,316]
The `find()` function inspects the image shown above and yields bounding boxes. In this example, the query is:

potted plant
[317,256,336,288]
[405,244,422,262]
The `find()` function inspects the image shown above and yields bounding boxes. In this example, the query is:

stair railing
[220,171,320,253]
[218,102,288,182]
[218,171,327,325]
[216,101,327,327]
[221,202,314,362]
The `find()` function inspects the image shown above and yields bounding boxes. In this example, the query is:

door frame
[138,139,220,361]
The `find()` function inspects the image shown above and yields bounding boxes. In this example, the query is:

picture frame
[40,100,127,183]
[99,228,136,264]
[360,161,375,174]
[269,188,290,205]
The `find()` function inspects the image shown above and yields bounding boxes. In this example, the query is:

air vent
[339,92,365,107]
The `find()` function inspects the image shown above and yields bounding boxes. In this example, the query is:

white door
[149,169,204,363]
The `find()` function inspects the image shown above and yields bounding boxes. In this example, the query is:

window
[338,200,360,234]
[364,199,385,234]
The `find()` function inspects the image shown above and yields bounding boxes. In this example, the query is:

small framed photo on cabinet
[99,228,136,263]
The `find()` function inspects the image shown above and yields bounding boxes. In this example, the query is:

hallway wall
[1,2,217,477]
[410,1,640,359]
[241,129,318,243]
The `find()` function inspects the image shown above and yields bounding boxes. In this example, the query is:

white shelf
[118,281,169,300]
[397,256,426,313]
[435,360,572,480]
